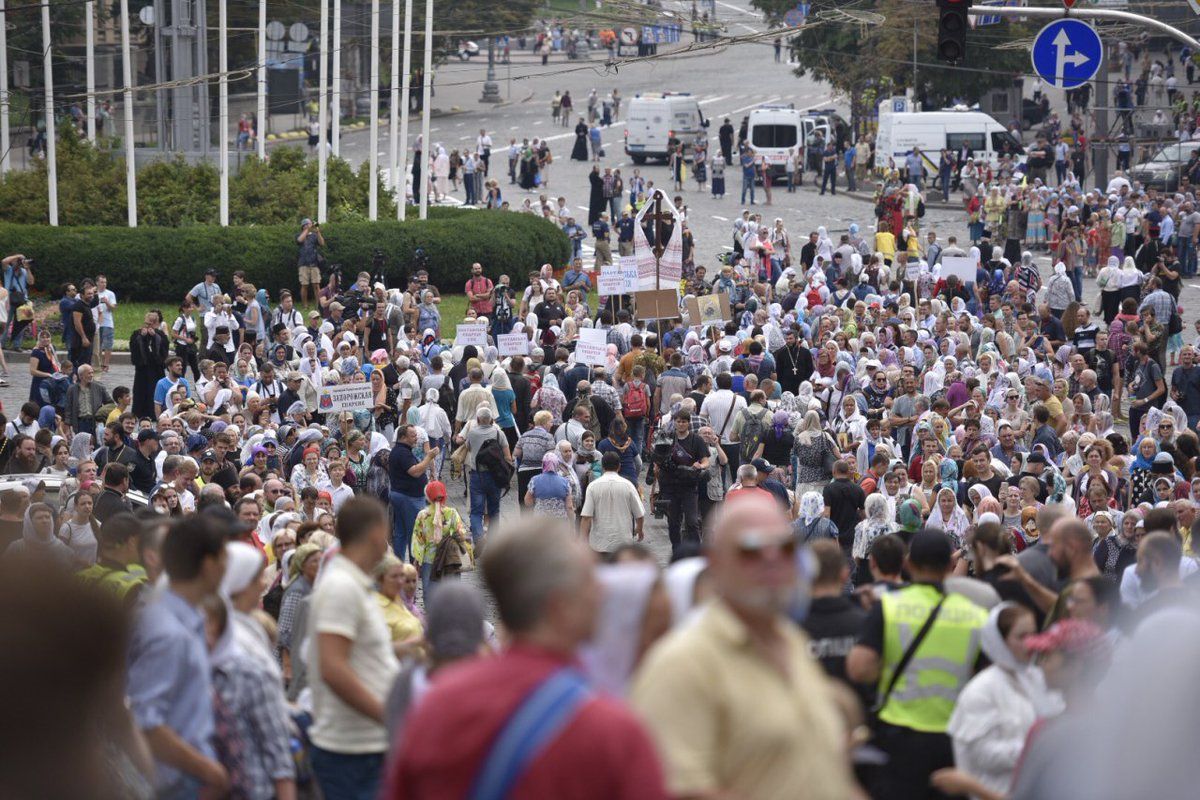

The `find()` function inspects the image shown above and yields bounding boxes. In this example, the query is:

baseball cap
[308,310,321,319]
[201,449,218,462]
[751,458,774,473]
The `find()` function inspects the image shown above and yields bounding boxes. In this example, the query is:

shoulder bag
[872,592,947,716]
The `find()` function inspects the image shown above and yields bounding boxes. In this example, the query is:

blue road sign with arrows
[1031,19,1102,90]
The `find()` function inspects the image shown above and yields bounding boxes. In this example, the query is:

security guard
[76,512,147,605]
[847,528,988,800]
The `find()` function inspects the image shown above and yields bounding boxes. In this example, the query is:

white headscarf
[579,563,661,697]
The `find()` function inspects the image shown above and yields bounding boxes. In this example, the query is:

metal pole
[911,15,917,105]
[119,0,136,225]
[1094,44,1110,190]
[398,0,413,220]
[332,0,341,156]
[481,36,499,103]
[257,0,266,159]
[388,0,400,210]
[0,0,11,177]
[966,6,1200,50]
[41,0,57,226]
[368,0,379,219]
[318,0,329,222]
[85,0,96,143]
[219,0,229,226]
[418,0,432,220]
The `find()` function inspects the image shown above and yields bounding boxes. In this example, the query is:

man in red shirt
[382,517,668,800]
[464,262,495,318]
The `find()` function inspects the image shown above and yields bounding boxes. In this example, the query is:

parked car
[0,474,149,513]
[1129,142,1198,192]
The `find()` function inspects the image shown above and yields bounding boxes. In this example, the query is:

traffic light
[936,0,971,64]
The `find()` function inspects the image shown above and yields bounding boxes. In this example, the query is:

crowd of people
[12,72,1200,794]
[2,209,1198,798]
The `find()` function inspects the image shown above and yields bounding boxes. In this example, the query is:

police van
[623,92,709,163]
[874,99,1024,172]
[746,105,849,179]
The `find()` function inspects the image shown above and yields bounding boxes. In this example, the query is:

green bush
[0,212,570,301]
[0,127,401,226]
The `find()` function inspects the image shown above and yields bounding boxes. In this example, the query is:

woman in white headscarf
[852,493,894,565]
[947,602,1060,798]
[1096,254,1123,324]
[419,387,452,477]
[1046,261,1074,317]
[795,489,839,543]
[215,541,297,797]
[815,225,834,264]
[662,557,709,629]
[579,562,671,696]
[926,486,971,549]
[433,145,450,200]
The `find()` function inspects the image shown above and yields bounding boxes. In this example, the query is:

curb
[5,349,133,365]
[266,107,468,141]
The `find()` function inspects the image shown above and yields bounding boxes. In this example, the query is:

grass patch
[29,294,472,352]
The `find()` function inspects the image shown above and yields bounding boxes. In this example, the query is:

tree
[751,0,1033,112]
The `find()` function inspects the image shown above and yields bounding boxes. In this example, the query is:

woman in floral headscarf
[794,490,839,544]
[927,486,971,549]
[853,493,895,581]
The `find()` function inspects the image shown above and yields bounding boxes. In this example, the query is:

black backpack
[475,433,514,494]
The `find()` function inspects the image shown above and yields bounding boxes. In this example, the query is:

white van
[746,105,849,178]
[623,92,709,164]
[874,104,1024,173]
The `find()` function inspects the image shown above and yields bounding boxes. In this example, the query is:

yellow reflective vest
[878,583,988,733]
[77,562,147,601]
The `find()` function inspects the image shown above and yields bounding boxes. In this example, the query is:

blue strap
[468,668,590,800]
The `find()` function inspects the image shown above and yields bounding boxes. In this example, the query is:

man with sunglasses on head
[632,492,854,798]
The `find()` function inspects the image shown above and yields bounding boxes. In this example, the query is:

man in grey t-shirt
[1177,202,1200,277]
[461,406,513,548]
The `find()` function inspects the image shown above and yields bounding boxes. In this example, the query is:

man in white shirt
[580,451,645,554]
[699,372,747,480]
[307,497,399,799]
[93,274,117,373]
[476,128,493,175]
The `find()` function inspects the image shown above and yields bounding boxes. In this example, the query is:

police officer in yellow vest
[847,528,988,800]
[76,512,147,605]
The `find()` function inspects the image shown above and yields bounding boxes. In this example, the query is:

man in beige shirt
[630,493,856,799]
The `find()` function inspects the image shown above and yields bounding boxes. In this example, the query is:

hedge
[0,209,571,301]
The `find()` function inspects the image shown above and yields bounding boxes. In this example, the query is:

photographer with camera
[296,218,325,307]
[652,409,709,558]
[2,254,34,350]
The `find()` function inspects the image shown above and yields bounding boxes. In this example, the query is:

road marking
[534,120,545,125]
[738,23,757,33]
[455,122,464,127]
[712,214,729,221]
[458,136,471,141]
[714,0,754,13]
[724,95,782,116]
[509,125,519,130]
[577,205,589,211]
[699,94,732,106]
[1190,284,1200,290]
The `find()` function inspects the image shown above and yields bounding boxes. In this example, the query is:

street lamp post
[481,37,501,103]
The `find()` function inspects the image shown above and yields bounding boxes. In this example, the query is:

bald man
[631,494,854,798]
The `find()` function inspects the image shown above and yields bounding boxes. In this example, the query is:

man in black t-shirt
[801,539,872,708]
[656,410,710,557]
[824,459,866,555]
[71,280,98,372]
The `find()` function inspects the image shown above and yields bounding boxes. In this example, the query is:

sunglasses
[736,531,798,562]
